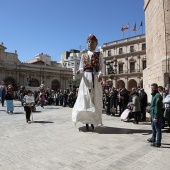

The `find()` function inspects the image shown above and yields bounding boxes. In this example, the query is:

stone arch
[29,79,40,87]
[129,56,136,63]
[51,79,60,91]
[118,60,124,64]
[117,80,125,89]
[128,79,137,90]
[4,77,17,90]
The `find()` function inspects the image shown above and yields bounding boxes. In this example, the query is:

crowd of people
[102,85,170,126]
[103,86,148,123]
[15,86,79,109]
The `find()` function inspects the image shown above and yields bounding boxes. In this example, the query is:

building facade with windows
[62,49,83,81]
[101,34,146,90]
[0,43,73,91]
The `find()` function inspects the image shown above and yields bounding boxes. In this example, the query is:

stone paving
[0,100,170,170]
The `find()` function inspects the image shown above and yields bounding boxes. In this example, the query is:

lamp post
[106,61,114,87]
[106,59,117,88]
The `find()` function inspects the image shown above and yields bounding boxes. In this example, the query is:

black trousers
[24,106,32,121]
[1,96,5,106]
[133,111,140,123]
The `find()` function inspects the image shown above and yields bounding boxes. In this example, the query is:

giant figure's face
[87,40,98,51]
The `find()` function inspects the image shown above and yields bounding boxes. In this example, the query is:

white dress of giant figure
[72,34,103,128]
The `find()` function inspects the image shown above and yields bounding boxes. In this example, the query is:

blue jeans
[151,117,162,144]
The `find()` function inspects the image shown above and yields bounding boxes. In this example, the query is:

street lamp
[106,61,114,74]
[106,59,117,87]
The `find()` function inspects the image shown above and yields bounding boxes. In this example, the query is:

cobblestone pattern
[0,101,170,170]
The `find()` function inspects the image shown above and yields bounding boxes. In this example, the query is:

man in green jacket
[147,83,163,147]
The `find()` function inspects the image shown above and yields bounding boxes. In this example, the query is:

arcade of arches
[116,79,143,90]
[3,77,61,91]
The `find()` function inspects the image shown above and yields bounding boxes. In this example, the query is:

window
[108,50,111,56]
[142,60,146,70]
[142,43,146,50]
[130,62,135,72]
[119,64,123,74]
[130,46,134,52]
[119,48,123,54]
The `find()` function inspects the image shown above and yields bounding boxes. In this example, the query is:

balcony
[104,49,146,60]
[117,69,142,74]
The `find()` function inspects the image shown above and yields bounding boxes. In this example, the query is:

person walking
[23,90,35,123]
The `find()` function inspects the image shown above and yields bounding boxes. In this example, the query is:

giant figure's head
[87,34,98,51]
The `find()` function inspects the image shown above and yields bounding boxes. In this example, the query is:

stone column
[125,76,128,89]
[137,55,141,72]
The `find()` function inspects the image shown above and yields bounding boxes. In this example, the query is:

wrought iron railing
[116,69,142,74]
[107,69,142,75]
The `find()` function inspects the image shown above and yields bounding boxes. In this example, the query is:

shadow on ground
[79,126,152,135]
[14,111,41,114]
[42,107,60,109]
[33,121,54,124]
[13,112,24,114]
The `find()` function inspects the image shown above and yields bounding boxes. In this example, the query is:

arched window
[4,77,17,90]
[51,79,60,91]
[128,79,137,90]
[117,80,125,89]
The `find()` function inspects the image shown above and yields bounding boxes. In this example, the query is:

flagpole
[129,23,130,37]
[121,25,124,38]
[142,24,143,34]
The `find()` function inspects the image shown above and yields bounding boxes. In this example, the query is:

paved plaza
[0,100,170,170]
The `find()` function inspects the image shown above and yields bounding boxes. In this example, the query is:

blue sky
[0,0,145,62]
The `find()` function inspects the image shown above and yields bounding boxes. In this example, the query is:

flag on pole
[121,27,124,33]
[132,23,136,31]
[123,23,129,30]
[139,21,143,34]
[121,24,129,32]
[140,21,143,27]
[139,21,143,29]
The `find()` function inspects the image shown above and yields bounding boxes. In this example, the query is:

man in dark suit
[139,88,148,121]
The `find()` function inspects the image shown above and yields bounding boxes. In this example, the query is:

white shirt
[24,95,35,104]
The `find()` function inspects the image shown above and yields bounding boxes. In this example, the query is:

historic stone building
[143,0,170,99]
[101,34,146,90]
[0,43,73,91]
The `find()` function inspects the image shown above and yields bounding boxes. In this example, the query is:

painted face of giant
[87,34,98,51]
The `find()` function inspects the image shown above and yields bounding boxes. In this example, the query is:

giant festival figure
[72,34,103,130]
